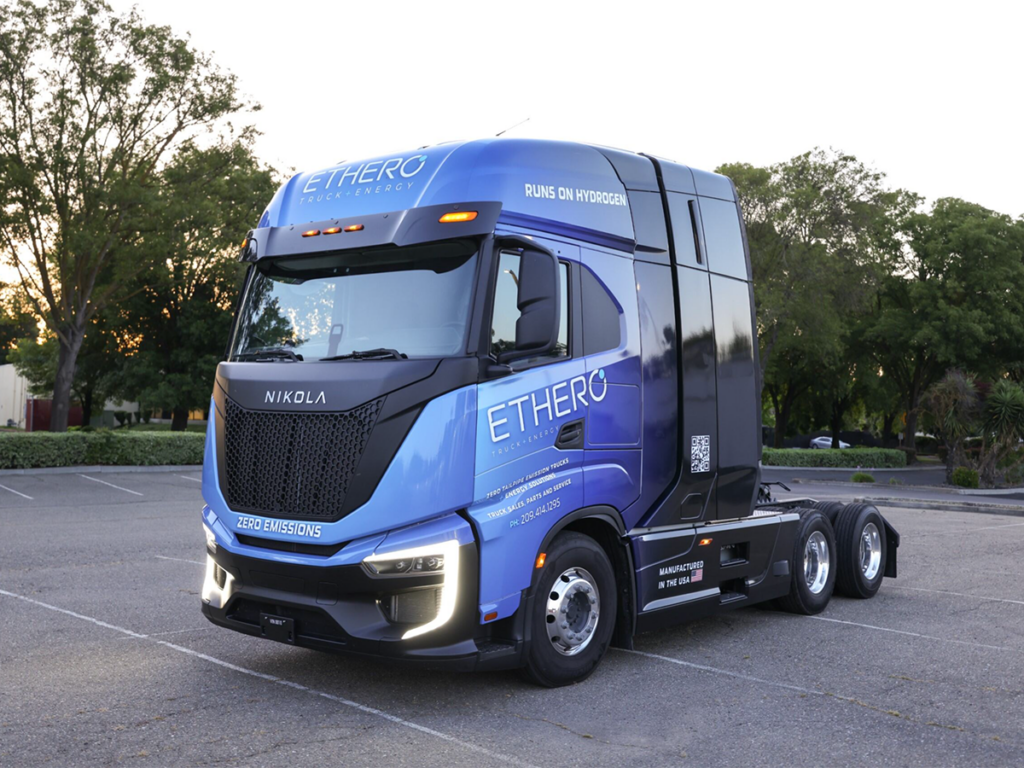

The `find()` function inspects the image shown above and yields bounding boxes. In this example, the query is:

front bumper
[201,542,522,671]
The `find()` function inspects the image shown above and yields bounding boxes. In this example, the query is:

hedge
[0,431,205,469]
[761,447,907,469]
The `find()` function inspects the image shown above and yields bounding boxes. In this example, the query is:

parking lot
[2,470,1022,767]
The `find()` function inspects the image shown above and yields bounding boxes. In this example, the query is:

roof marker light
[699,538,713,547]
[439,211,478,223]
[301,229,320,237]
[344,224,364,232]
[322,227,342,235]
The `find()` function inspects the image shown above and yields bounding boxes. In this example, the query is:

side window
[700,198,749,280]
[490,251,569,363]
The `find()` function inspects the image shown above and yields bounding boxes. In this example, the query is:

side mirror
[497,246,561,365]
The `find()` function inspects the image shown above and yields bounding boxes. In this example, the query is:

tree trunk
[50,328,84,433]
[903,387,921,465]
[82,387,94,426]
[775,387,797,448]
[171,406,189,431]
[881,412,896,448]
[830,401,844,449]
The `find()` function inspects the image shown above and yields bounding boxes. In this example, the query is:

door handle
[555,419,585,450]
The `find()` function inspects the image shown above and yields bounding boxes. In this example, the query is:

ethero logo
[300,154,429,200]
[487,369,607,443]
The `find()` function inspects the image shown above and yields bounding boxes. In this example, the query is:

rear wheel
[522,532,616,687]
[812,500,845,526]
[834,503,887,598]
[777,509,836,615]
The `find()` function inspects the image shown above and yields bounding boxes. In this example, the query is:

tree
[865,199,1024,454]
[111,138,276,430]
[722,149,912,447]
[0,0,249,430]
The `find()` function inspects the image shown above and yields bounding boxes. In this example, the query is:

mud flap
[883,519,900,578]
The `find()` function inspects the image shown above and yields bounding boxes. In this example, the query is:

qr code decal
[691,435,710,473]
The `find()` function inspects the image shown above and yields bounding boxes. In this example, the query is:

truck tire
[813,501,845,526]
[776,509,836,615]
[833,503,887,599]
[522,532,617,687]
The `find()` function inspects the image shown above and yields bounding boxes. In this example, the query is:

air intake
[221,396,384,521]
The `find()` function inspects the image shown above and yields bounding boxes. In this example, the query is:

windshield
[229,240,478,361]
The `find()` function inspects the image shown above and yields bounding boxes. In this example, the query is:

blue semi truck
[200,138,899,686]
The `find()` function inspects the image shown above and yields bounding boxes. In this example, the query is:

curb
[792,478,1024,496]
[856,496,1024,518]
[761,464,941,472]
[0,464,202,477]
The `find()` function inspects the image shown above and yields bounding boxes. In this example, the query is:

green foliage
[851,472,875,483]
[865,200,1024,451]
[0,431,204,468]
[0,284,36,365]
[950,467,979,489]
[722,150,913,447]
[0,0,252,430]
[761,448,907,468]
[888,477,903,485]
[108,138,276,426]
[925,371,1024,486]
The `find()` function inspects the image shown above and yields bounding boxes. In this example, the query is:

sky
[97,1,1024,218]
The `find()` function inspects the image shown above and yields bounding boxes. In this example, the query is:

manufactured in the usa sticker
[236,516,323,539]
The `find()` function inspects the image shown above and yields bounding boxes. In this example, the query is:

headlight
[203,523,217,554]
[363,539,460,640]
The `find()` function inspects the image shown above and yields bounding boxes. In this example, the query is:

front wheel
[777,509,836,615]
[522,532,616,687]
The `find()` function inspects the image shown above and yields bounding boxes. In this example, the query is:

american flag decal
[692,568,703,583]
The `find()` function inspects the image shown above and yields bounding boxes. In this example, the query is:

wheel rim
[804,531,830,595]
[545,567,600,656]
[859,522,882,580]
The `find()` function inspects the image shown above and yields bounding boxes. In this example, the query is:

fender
[524,505,637,651]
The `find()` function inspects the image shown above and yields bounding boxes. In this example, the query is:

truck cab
[200,138,897,686]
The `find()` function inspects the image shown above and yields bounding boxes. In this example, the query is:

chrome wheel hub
[860,522,882,580]
[804,530,830,595]
[545,567,600,656]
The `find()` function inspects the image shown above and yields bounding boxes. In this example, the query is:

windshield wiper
[320,348,407,362]
[234,347,304,362]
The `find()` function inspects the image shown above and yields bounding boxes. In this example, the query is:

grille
[222,396,384,521]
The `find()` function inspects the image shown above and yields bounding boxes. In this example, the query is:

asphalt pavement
[2,471,1023,767]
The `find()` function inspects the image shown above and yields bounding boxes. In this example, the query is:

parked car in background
[810,436,850,449]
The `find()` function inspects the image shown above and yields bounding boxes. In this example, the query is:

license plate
[260,613,295,644]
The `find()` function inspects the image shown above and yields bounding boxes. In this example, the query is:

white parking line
[887,584,1024,607]
[0,588,536,768]
[178,475,202,483]
[0,483,33,500]
[617,648,826,696]
[79,474,143,496]
[155,555,205,565]
[922,521,1024,537]
[120,626,215,640]
[805,615,1021,653]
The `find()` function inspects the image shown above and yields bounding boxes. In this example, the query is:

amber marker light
[699,538,713,547]
[301,229,320,237]
[535,553,546,569]
[322,226,342,235]
[344,224,364,232]
[484,611,498,622]
[439,211,478,223]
